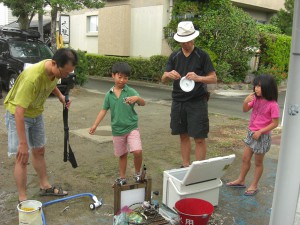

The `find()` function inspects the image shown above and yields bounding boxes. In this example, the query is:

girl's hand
[244,92,255,103]
[252,130,262,140]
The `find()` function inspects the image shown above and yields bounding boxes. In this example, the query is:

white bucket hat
[173,21,200,43]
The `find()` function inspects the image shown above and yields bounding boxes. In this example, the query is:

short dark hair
[112,62,131,76]
[52,48,78,68]
[253,74,278,101]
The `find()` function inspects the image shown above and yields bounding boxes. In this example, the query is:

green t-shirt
[103,85,140,136]
[4,60,58,118]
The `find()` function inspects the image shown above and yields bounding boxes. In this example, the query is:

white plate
[180,77,195,92]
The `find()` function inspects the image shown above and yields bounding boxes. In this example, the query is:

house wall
[232,0,284,11]
[131,0,172,57]
[0,3,17,26]
[98,4,131,56]
[231,0,285,22]
[130,5,163,57]
[69,11,99,53]
[67,0,285,56]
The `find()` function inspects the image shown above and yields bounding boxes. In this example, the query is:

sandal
[39,186,68,196]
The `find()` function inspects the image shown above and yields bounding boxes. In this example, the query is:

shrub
[216,62,234,83]
[256,24,282,34]
[256,66,288,85]
[149,55,169,82]
[86,54,120,77]
[259,33,291,72]
[86,54,165,82]
[74,50,89,86]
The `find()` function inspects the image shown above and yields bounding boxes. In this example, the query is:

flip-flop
[39,186,68,196]
[244,189,259,196]
[226,182,246,188]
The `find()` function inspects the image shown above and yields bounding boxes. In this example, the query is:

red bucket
[174,198,214,225]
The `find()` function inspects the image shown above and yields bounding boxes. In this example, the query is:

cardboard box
[162,154,235,211]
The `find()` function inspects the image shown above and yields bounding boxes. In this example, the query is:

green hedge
[259,33,291,71]
[257,33,291,84]
[86,54,168,82]
[74,50,89,86]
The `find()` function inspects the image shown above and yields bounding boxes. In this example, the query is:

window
[87,15,98,32]
[8,41,52,59]
[0,41,6,55]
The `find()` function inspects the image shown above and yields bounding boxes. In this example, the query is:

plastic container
[174,198,214,225]
[17,200,43,225]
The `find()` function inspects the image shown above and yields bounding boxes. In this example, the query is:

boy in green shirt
[89,62,145,185]
[4,48,78,202]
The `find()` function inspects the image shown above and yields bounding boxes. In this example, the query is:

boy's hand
[89,126,97,135]
[125,96,138,104]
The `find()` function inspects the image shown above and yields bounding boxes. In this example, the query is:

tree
[270,0,294,36]
[47,0,105,49]
[0,0,44,29]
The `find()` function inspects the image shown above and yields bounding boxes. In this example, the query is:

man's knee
[32,147,45,157]
[194,138,205,145]
[180,133,189,141]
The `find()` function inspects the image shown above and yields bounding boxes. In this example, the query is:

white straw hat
[173,21,200,43]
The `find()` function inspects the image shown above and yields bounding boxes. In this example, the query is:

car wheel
[7,73,18,91]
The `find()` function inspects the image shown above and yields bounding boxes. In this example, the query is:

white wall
[231,0,284,11]
[69,12,99,54]
[296,198,300,224]
[130,5,164,57]
[0,4,17,26]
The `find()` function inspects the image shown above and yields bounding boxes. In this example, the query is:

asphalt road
[83,78,285,121]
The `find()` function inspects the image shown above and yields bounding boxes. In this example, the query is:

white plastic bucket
[17,200,43,225]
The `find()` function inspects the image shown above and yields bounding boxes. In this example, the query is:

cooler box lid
[169,154,235,186]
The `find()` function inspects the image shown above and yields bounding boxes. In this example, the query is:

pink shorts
[113,129,143,157]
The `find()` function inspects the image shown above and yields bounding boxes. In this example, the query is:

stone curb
[88,76,287,97]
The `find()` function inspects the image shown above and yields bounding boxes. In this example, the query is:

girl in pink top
[226,74,280,196]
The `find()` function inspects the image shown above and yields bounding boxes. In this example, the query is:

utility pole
[270,0,300,224]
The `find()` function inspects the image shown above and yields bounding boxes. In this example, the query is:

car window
[8,41,53,59]
[0,41,8,55]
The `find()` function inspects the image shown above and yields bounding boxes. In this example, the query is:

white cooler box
[162,154,235,211]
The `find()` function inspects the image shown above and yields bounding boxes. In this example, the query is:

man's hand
[59,94,71,109]
[16,143,29,165]
[185,72,198,81]
[164,70,181,80]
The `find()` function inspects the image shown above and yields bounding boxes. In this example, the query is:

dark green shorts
[170,99,209,138]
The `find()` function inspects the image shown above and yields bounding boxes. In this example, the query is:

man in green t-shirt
[4,48,78,202]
